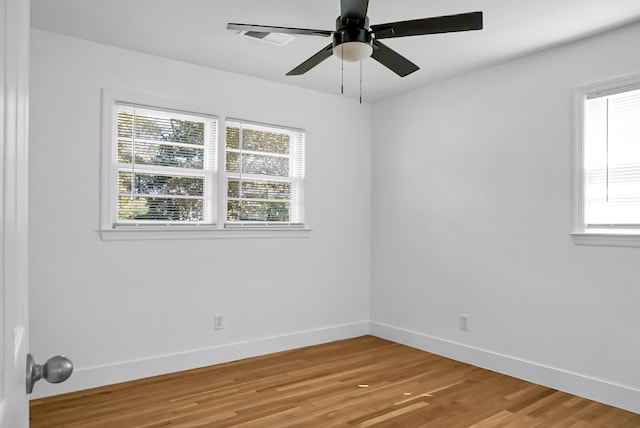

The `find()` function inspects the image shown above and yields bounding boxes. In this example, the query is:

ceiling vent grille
[238,31,295,46]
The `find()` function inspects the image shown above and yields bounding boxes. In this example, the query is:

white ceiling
[30,0,640,102]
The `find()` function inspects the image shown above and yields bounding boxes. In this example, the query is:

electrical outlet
[459,314,469,331]
[214,314,225,330]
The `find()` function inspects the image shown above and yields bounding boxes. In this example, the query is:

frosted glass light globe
[333,42,373,62]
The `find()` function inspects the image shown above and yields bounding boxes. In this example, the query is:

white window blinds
[115,104,217,225]
[584,87,640,226]
[224,120,305,226]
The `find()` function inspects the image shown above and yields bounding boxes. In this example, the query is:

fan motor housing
[332,27,373,51]
[334,15,372,48]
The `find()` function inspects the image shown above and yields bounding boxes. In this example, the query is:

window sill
[100,226,312,241]
[570,232,640,248]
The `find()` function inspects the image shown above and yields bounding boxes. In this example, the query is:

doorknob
[26,353,73,394]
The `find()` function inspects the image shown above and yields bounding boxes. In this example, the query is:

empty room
[2,0,640,426]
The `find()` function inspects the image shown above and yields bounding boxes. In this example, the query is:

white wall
[371,21,640,413]
[30,19,640,413]
[28,29,371,398]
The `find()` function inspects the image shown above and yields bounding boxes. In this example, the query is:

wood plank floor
[30,336,640,427]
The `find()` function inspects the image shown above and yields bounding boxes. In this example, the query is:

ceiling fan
[227,0,483,77]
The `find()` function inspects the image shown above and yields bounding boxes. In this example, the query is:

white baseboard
[369,321,640,414]
[30,321,370,400]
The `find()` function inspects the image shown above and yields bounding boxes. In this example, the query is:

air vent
[238,31,295,46]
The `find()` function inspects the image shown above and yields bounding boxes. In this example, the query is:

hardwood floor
[30,336,640,427]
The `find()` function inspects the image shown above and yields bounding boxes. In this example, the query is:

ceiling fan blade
[340,0,369,23]
[286,43,334,75]
[371,11,483,39]
[371,40,419,77]
[227,23,332,37]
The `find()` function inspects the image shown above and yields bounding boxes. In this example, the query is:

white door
[1,0,31,427]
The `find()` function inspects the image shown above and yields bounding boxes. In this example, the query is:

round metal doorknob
[42,355,74,384]
[26,353,73,394]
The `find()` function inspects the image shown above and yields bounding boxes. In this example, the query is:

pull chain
[338,45,365,103]
[359,60,363,104]
[341,45,344,95]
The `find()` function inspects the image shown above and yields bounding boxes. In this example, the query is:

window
[573,74,640,247]
[224,120,305,226]
[101,91,308,239]
[108,103,217,227]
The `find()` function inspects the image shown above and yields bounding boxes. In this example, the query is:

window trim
[100,90,311,240]
[572,74,640,248]
[99,226,312,241]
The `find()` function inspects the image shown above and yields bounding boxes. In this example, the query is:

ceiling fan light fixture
[333,41,373,62]
[228,2,484,78]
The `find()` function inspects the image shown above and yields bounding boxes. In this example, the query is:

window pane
[242,153,289,176]
[118,140,204,169]
[227,180,240,198]
[227,200,290,222]
[226,126,240,149]
[117,112,205,145]
[584,88,640,225]
[227,152,289,176]
[227,179,291,200]
[118,196,203,221]
[242,128,290,154]
[117,112,134,138]
[118,173,204,196]
[226,151,239,173]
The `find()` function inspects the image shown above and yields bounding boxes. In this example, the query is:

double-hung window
[224,120,305,226]
[101,91,307,239]
[110,103,217,227]
[573,74,640,246]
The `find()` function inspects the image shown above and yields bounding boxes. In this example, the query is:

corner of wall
[370,321,640,414]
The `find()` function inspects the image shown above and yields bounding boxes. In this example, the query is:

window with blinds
[102,91,307,237]
[224,120,305,226]
[583,87,640,228]
[113,104,217,225]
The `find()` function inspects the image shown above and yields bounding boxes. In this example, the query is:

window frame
[113,103,218,227]
[572,74,640,248]
[223,118,305,228]
[100,90,310,240]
